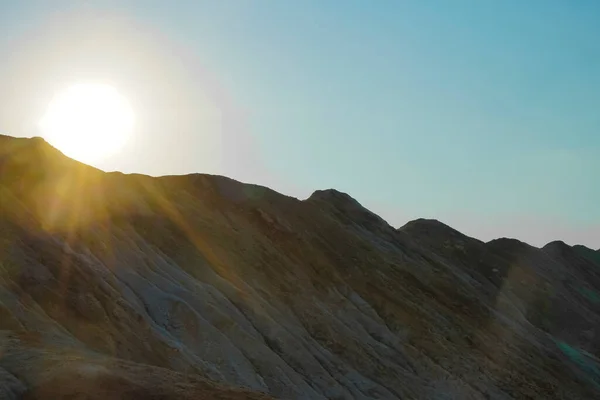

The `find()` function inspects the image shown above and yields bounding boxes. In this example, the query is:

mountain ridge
[3,134,593,250]
[1,133,600,399]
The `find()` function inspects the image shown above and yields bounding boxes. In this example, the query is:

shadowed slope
[0,135,599,399]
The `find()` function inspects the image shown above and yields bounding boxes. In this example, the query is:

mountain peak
[0,134,92,172]
[543,240,571,251]
[0,134,47,155]
[572,244,600,266]
[306,189,374,215]
[399,218,468,240]
[307,188,358,204]
[542,240,577,260]
[307,188,392,232]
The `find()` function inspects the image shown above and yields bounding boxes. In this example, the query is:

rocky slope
[0,134,599,399]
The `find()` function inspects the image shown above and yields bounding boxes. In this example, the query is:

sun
[40,83,134,162]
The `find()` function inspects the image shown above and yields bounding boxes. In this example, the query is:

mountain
[0,134,599,399]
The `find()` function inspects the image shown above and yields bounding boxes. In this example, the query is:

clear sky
[1,1,599,247]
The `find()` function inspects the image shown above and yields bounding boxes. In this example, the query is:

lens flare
[40,83,134,162]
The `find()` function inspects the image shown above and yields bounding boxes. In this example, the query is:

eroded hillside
[1,135,599,399]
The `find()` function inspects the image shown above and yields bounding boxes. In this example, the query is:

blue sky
[1,1,599,246]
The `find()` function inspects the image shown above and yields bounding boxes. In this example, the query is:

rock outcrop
[0,134,599,399]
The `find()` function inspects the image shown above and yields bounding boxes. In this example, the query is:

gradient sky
[1,1,599,247]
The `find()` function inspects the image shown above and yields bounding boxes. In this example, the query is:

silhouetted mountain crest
[307,188,392,232]
[542,240,573,256]
[543,240,570,249]
[573,245,600,266]
[486,237,531,250]
[307,188,360,206]
[399,218,475,241]
[543,242,600,271]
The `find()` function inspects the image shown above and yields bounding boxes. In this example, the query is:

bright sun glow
[40,83,134,162]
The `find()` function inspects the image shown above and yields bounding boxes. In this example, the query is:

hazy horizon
[1,1,598,248]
